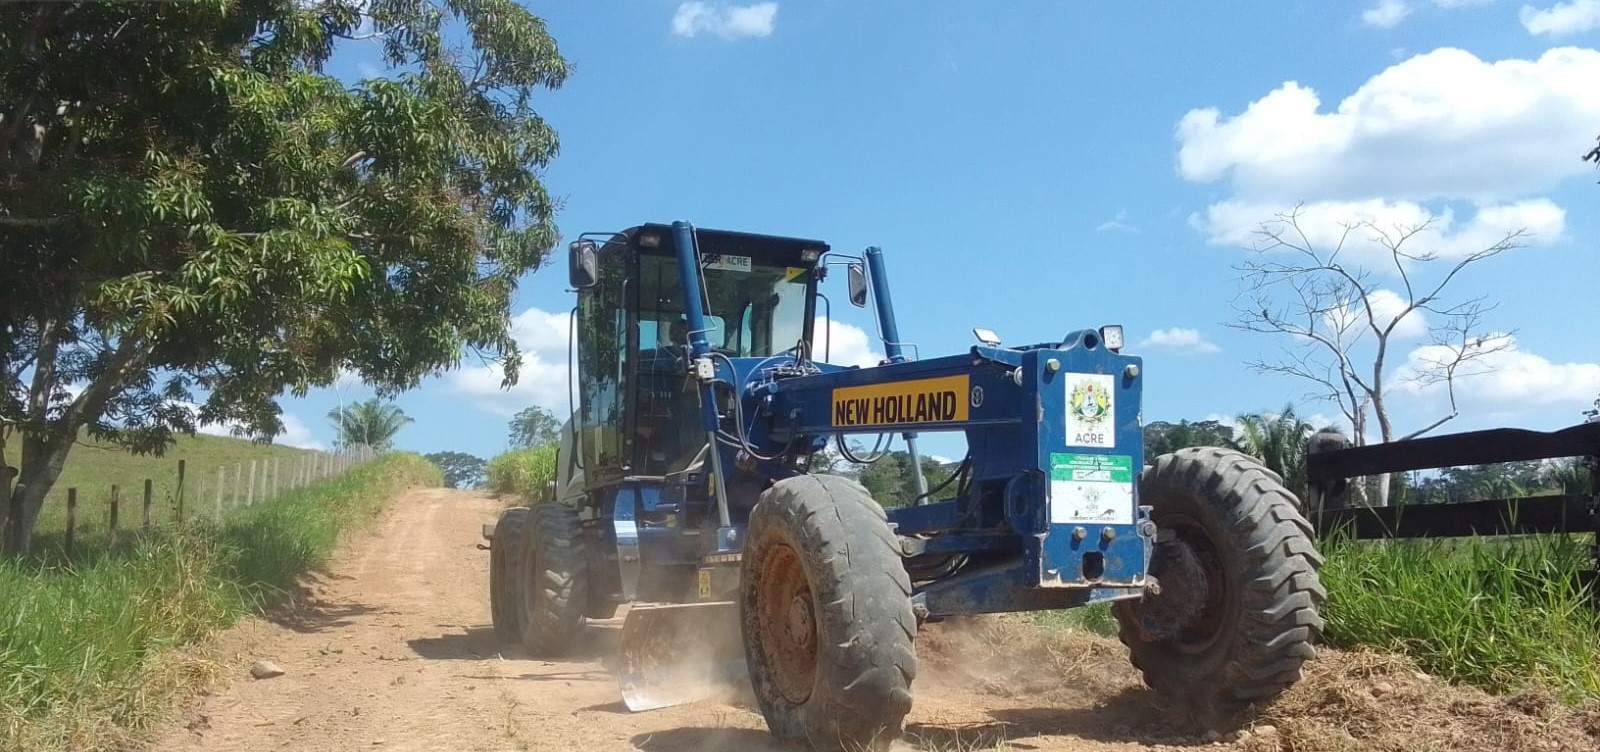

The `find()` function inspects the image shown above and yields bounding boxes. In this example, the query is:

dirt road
[155,488,1599,752]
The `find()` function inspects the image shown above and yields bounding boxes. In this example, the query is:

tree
[1229,206,1523,505]
[508,405,560,449]
[855,449,957,509]
[1234,403,1315,498]
[0,0,567,553]
[1143,419,1238,458]
[328,398,412,451]
[425,451,486,489]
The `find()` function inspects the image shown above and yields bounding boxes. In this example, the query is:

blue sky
[259,0,1600,464]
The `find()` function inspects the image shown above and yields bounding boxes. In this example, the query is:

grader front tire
[489,507,530,645]
[1113,447,1326,723]
[519,502,591,656]
[740,474,917,752]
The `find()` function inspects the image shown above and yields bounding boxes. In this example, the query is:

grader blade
[616,601,747,712]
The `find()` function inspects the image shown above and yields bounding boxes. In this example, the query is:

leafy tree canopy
[425,450,486,489]
[0,0,567,552]
[855,449,958,510]
[1143,419,1239,458]
[508,405,560,449]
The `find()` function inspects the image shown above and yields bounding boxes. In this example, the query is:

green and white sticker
[1049,453,1134,525]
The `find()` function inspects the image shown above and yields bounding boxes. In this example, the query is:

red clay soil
[149,488,1600,752]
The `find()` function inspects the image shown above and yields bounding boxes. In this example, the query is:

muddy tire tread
[741,474,917,752]
[490,507,530,645]
[521,502,589,656]
[1114,446,1326,720]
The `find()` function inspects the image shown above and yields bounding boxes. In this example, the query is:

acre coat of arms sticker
[1065,374,1115,448]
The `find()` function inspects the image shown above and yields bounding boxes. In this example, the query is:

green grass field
[1316,532,1600,702]
[0,452,441,752]
[29,430,339,538]
[1034,531,1600,705]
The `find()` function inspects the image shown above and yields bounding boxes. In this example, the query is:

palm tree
[327,398,413,452]
[1235,403,1315,497]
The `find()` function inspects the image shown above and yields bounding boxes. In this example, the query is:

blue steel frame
[597,220,1153,619]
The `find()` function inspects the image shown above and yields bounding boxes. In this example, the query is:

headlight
[1099,325,1124,352]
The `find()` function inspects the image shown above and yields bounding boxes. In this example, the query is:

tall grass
[0,452,441,752]
[1317,532,1600,701]
[485,444,557,500]
[1029,532,1600,704]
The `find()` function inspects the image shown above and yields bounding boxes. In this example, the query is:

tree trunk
[0,431,74,556]
[1373,398,1394,508]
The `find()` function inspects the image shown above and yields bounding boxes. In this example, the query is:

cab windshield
[636,253,811,359]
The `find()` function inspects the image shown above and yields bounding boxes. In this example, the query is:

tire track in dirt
[152,488,1600,752]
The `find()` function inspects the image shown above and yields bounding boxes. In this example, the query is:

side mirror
[846,262,868,308]
[568,240,598,289]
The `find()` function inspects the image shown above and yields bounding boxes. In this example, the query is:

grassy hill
[29,430,334,536]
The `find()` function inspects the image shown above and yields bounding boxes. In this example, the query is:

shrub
[485,445,558,500]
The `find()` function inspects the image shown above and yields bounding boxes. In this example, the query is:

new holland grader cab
[485,221,1325,751]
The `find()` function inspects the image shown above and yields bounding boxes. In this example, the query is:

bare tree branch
[1229,204,1523,466]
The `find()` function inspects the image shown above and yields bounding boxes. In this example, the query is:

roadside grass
[1315,532,1600,702]
[484,444,557,503]
[0,452,441,752]
[1033,532,1600,704]
[31,429,329,536]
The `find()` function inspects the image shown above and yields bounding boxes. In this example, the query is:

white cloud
[1139,328,1222,355]
[1201,412,1244,434]
[1193,197,1565,262]
[187,401,325,450]
[274,414,325,450]
[1521,0,1600,35]
[334,367,363,389]
[1177,47,1600,205]
[447,307,572,417]
[1363,0,1413,28]
[813,316,884,368]
[1324,288,1430,340]
[1095,209,1141,234]
[1394,333,1600,406]
[1364,0,1496,28]
[671,2,777,39]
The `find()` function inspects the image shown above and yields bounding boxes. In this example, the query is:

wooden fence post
[247,460,256,506]
[215,466,225,518]
[176,459,186,523]
[109,484,120,546]
[65,488,76,556]
[274,457,281,498]
[232,462,242,508]
[142,478,153,532]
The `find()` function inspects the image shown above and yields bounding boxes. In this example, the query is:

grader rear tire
[740,474,917,752]
[489,507,530,645]
[519,502,590,656]
[1112,447,1326,724]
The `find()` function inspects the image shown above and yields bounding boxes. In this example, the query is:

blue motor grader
[484,221,1325,752]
